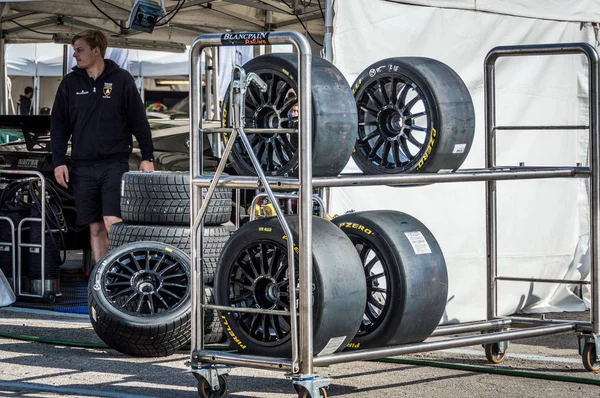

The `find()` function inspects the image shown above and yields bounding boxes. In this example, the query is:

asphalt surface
[0,308,599,397]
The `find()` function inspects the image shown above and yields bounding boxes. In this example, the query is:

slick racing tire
[352,57,475,174]
[215,216,366,357]
[332,210,448,349]
[222,53,357,177]
[120,172,232,226]
[88,242,224,357]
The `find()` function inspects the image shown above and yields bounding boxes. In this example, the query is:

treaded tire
[88,242,192,357]
[352,57,475,174]
[204,286,225,344]
[108,223,229,284]
[120,172,232,226]
[332,210,448,349]
[215,216,366,357]
[222,53,357,177]
[88,241,224,357]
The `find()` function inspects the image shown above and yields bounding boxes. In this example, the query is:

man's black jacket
[19,95,31,115]
[50,59,153,166]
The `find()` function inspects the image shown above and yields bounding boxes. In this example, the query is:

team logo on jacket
[103,83,113,98]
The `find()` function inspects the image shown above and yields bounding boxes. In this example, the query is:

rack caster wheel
[295,386,328,398]
[582,343,600,372]
[43,291,56,304]
[484,343,506,364]
[197,375,228,398]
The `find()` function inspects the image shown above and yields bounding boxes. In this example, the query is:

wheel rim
[225,240,297,346]
[101,248,189,316]
[228,70,299,174]
[351,236,390,337]
[355,75,431,172]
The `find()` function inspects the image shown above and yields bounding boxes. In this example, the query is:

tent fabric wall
[385,0,600,23]
[332,0,595,322]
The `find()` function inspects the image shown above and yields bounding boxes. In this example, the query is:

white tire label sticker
[453,143,467,154]
[404,231,432,255]
[317,336,347,356]
[121,179,125,197]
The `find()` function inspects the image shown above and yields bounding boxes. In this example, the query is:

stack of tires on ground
[88,171,232,357]
[210,52,475,374]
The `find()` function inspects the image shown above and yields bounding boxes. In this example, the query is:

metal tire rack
[0,169,56,302]
[188,34,600,397]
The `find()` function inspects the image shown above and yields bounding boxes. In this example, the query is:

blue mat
[13,281,89,314]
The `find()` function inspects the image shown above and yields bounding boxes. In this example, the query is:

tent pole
[323,0,333,62]
[33,75,40,115]
[62,45,68,77]
[213,47,220,120]
[0,37,7,115]
[139,76,145,104]
[0,5,7,114]
[205,49,212,119]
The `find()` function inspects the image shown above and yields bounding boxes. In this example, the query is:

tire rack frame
[188,37,600,395]
[0,169,50,300]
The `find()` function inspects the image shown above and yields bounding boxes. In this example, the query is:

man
[50,30,154,263]
[19,86,33,115]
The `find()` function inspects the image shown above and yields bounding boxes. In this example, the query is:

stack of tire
[88,171,232,357]
[212,54,475,359]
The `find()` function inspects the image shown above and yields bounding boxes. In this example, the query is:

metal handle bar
[0,170,47,299]
[484,42,600,333]
[189,31,313,375]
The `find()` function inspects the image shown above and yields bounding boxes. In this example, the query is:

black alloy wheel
[356,75,430,171]
[215,216,366,357]
[103,247,189,315]
[88,242,192,357]
[351,236,390,338]
[226,239,293,347]
[352,57,475,174]
[222,53,357,177]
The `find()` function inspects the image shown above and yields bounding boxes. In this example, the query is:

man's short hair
[24,86,33,95]
[71,30,108,58]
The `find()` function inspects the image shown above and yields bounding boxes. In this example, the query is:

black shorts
[71,159,129,225]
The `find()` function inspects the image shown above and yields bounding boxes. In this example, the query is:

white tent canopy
[128,48,190,77]
[6,43,190,77]
[6,43,64,77]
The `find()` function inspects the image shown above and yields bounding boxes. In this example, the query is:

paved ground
[0,307,599,397]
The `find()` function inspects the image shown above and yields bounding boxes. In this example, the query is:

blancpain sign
[221,32,269,45]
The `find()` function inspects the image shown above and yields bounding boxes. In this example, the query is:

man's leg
[103,216,122,238]
[89,220,108,263]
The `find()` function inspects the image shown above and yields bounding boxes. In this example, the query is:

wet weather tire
[215,216,366,357]
[88,242,192,357]
[222,53,357,177]
[108,223,229,283]
[332,210,448,349]
[120,172,232,226]
[352,57,475,174]
[89,242,224,357]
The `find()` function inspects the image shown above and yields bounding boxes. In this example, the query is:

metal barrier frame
[0,170,49,300]
[188,39,600,395]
